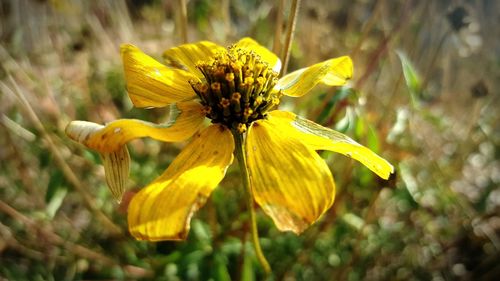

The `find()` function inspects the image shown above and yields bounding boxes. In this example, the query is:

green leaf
[354,115,366,139]
[212,253,231,281]
[192,219,212,244]
[221,237,242,255]
[355,119,380,186]
[241,243,255,281]
[342,213,365,231]
[366,125,380,154]
[316,87,354,124]
[387,107,409,144]
[399,162,421,205]
[334,106,356,133]
[45,170,68,218]
[396,51,422,107]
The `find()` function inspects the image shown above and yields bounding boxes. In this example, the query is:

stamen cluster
[190,46,281,133]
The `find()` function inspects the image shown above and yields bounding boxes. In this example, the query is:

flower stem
[232,131,271,276]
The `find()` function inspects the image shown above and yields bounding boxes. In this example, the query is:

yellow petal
[101,146,130,201]
[246,119,335,234]
[269,111,394,179]
[121,44,198,108]
[163,41,225,78]
[128,124,234,241]
[276,56,353,97]
[64,121,130,200]
[235,37,281,73]
[65,101,205,153]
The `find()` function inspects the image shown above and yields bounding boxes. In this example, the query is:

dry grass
[1,0,499,280]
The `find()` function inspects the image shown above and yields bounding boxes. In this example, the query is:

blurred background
[0,0,499,280]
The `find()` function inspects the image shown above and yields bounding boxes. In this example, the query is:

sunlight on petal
[235,37,282,73]
[269,111,394,179]
[65,101,205,153]
[128,125,234,241]
[121,44,198,108]
[246,119,335,234]
[163,41,226,78]
[276,56,353,97]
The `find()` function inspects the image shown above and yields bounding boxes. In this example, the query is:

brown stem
[281,0,301,76]
[0,199,154,279]
[178,0,188,43]
[273,0,285,56]
[354,0,412,90]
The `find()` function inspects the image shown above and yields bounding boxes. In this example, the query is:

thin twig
[354,0,412,90]
[221,0,231,41]
[0,222,45,261]
[273,0,285,56]
[350,0,383,59]
[0,199,154,279]
[178,0,188,43]
[5,76,122,236]
[0,118,43,207]
[281,0,301,76]
[419,29,451,92]
[0,199,114,265]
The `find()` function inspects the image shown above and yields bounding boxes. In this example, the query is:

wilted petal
[163,41,226,78]
[101,146,130,201]
[65,101,205,153]
[128,125,234,241]
[276,56,353,97]
[64,121,130,200]
[269,111,394,179]
[235,37,281,73]
[121,44,198,108]
[246,118,335,234]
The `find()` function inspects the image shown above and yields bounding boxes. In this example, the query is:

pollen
[190,46,281,132]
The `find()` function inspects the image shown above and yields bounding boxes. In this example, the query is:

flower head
[66,38,393,241]
[189,44,280,133]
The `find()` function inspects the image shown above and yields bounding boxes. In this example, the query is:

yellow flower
[66,38,393,241]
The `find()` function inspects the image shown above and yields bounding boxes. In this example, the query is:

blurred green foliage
[1,0,499,280]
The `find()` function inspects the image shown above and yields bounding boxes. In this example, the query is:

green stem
[232,130,271,276]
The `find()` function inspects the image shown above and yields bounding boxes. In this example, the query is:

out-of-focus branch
[281,0,301,76]
[3,76,122,236]
[273,0,285,56]
[178,0,188,43]
[0,199,153,279]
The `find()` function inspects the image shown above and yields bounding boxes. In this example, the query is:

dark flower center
[190,46,281,133]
